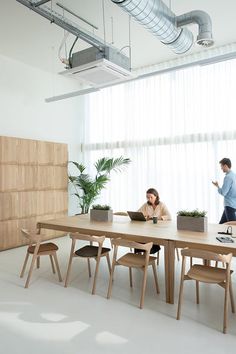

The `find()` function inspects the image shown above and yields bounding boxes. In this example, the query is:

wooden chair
[64,233,111,295]
[20,229,62,288]
[107,239,160,309]
[177,248,235,333]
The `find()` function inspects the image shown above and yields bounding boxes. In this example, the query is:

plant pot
[90,209,113,222]
[177,215,208,232]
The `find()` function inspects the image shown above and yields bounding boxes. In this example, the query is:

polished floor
[1,235,236,354]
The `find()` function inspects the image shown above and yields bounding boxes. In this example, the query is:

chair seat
[134,244,160,254]
[28,242,58,254]
[75,245,111,258]
[118,253,157,268]
[187,264,233,284]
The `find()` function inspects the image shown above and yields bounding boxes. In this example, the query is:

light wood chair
[107,238,160,309]
[64,233,111,295]
[177,248,235,333]
[20,229,62,288]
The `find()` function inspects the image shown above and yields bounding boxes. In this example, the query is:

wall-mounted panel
[0,136,68,250]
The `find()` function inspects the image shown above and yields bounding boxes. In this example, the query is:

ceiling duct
[176,11,214,48]
[111,0,214,54]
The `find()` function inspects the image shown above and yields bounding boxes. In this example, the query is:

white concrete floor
[1,235,236,354]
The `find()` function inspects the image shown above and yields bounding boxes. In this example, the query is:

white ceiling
[2,0,236,74]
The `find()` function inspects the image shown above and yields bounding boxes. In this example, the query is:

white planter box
[90,209,113,222]
[177,216,208,232]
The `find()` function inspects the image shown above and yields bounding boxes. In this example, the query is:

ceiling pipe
[111,0,214,54]
[176,10,214,48]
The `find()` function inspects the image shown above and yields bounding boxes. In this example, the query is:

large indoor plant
[177,209,208,232]
[68,156,131,214]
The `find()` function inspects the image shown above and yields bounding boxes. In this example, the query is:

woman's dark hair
[146,188,160,205]
[219,158,231,168]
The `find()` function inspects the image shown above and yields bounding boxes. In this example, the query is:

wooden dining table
[37,214,236,304]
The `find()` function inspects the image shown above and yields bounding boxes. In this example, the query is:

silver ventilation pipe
[176,11,214,48]
[111,0,194,54]
[111,0,214,54]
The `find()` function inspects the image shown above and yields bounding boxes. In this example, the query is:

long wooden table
[37,214,236,304]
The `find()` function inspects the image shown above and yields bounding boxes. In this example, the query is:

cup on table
[153,216,158,224]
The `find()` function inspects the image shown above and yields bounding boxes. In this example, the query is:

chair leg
[140,267,148,309]
[49,255,56,274]
[152,263,160,294]
[196,280,200,304]
[24,253,38,288]
[53,252,62,282]
[229,278,235,313]
[64,253,74,288]
[156,251,160,266]
[87,258,92,277]
[106,253,112,274]
[107,261,116,299]
[37,257,40,269]
[176,258,186,320]
[223,282,230,334]
[20,253,30,278]
[92,256,101,295]
[176,248,180,261]
[176,279,185,320]
[129,267,133,287]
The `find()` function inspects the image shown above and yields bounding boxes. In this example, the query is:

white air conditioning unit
[59,58,135,87]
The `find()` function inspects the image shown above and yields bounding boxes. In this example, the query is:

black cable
[68,36,79,68]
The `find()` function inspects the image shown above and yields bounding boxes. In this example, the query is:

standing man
[212,158,236,223]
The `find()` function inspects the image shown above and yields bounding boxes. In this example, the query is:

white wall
[0,53,85,215]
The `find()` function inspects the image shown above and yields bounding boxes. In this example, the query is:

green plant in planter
[68,156,131,214]
[92,204,111,210]
[177,209,207,217]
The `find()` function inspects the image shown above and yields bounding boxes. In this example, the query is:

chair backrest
[21,228,41,246]
[181,248,232,265]
[111,238,153,267]
[69,233,105,245]
[112,238,153,252]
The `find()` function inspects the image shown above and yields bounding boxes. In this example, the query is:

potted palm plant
[177,209,207,232]
[68,156,131,214]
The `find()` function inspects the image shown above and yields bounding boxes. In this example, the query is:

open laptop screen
[127,211,146,221]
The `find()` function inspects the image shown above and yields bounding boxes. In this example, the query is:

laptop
[127,211,146,221]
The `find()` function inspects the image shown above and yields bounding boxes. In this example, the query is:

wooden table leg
[164,240,175,304]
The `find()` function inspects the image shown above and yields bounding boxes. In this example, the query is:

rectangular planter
[90,209,113,222]
[177,216,208,232]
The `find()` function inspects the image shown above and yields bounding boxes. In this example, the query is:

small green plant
[177,209,207,217]
[92,204,111,210]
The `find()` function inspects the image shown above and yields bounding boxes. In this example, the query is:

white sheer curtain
[82,58,236,222]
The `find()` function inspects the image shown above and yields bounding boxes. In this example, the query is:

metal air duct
[176,11,214,48]
[111,0,213,54]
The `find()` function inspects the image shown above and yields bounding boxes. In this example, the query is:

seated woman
[136,188,171,254]
[138,188,171,221]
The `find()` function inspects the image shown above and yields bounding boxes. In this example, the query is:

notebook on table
[127,211,146,221]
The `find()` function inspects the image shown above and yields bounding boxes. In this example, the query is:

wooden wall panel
[0,136,18,164]
[0,136,68,251]
[0,165,18,191]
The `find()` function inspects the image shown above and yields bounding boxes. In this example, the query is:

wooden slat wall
[0,136,68,250]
